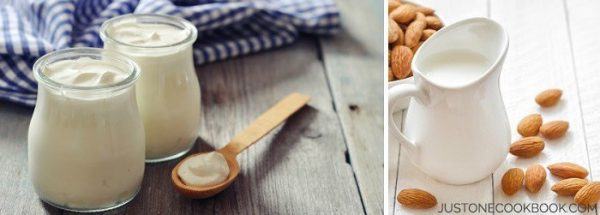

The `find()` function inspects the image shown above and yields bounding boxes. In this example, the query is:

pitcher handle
[388,83,427,155]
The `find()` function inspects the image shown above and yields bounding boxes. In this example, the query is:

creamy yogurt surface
[105,19,189,46]
[177,152,230,187]
[44,57,128,87]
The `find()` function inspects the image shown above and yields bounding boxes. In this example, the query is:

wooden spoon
[171,93,310,199]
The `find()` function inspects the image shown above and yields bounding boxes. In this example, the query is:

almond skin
[540,120,569,139]
[548,162,589,179]
[390,46,413,79]
[535,89,562,107]
[404,13,427,48]
[388,19,403,44]
[421,29,436,41]
[388,0,402,13]
[390,4,417,24]
[509,137,545,158]
[425,16,443,30]
[517,114,543,137]
[414,6,435,15]
[552,178,589,196]
[502,168,525,195]
[397,188,437,209]
[574,182,600,206]
[525,164,546,193]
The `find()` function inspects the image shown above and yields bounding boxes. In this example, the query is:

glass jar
[100,14,201,163]
[28,48,144,212]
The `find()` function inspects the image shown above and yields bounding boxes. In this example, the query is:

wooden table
[389,0,600,214]
[0,0,383,214]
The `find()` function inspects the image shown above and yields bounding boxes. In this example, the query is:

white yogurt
[101,14,201,162]
[28,48,145,212]
[43,57,128,86]
[177,152,230,187]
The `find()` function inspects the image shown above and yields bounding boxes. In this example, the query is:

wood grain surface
[390,0,600,214]
[0,1,384,214]
[320,0,384,214]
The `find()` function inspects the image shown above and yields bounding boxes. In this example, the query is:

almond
[421,29,436,41]
[535,88,562,107]
[397,188,437,209]
[517,114,543,137]
[411,42,423,53]
[388,19,403,44]
[502,168,524,195]
[509,137,545,158]
[552,178,588,196]
[388,68,394,81]
[548,162,589,179]
[425,16,443,30]
[574,182,600,205]
[525,164,546,193]
[539,120,569,139]
[390,46,413,80]
[390,4,417,24]
[405,13,427,48]
[388,0,402,13]
[415,6,435,15]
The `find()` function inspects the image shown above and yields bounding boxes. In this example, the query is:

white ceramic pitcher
[389,18,510,185]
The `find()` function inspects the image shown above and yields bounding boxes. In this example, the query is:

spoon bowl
[170,93,310,199]
[171,151,239,199]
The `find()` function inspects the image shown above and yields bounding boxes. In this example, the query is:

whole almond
[525,164,546,193]
[422,29,436,41]
[517,114,543,137]
[425,16,443,30]
[535,89,562,107]
[502,168,525,195]
[415,6,435,15]
[397,188,437,209]
[390,46,413,79]
[539,120,569,139]
[574,182,600,205]
[548,162,589,179]
[388,0,402,13]
[390,4,417,24]
[388,19,403,44]
[509,136,545,158]
[552,178,588,196]
[405,13,427,48]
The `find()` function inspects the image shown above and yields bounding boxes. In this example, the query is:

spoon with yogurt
[171,93,310,199]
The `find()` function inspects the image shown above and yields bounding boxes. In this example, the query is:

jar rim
[33,47,141,92]
[100,14,198,50]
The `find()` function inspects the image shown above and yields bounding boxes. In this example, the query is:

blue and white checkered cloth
[0,0,340,106]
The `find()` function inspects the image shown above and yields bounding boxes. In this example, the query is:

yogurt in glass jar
[100,14,201,163]
[28,48,144,212]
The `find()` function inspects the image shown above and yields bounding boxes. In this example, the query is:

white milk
[28,49,144,211]
[101,15,200,162]
[419,50,490,87]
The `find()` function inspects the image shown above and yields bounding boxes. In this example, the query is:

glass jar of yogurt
[100,14,201,163]
[28,48,144,212]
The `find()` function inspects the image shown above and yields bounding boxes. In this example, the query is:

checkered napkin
[0,0,340,106]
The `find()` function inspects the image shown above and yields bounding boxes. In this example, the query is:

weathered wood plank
[564,0,600,183]
[391,1,490,214]
[490,0,594,213]
[198,38,364,214]
[0,37,365,214]
[319,0,384,214]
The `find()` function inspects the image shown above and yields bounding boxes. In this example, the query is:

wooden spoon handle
[219,93,310,156]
